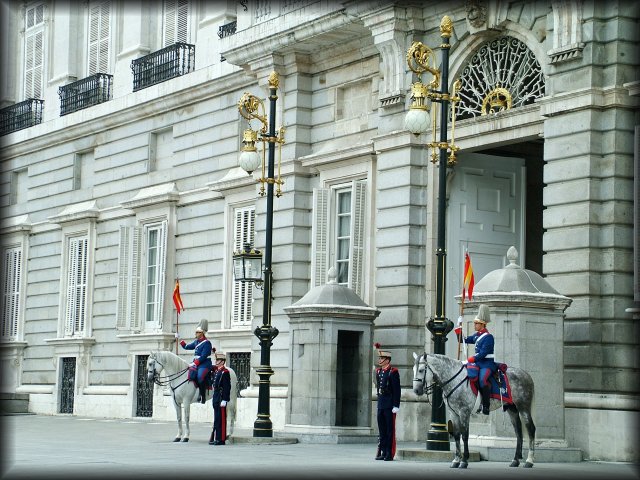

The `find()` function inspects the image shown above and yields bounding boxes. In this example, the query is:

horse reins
[419,356,469,407]
[150,358,190,391]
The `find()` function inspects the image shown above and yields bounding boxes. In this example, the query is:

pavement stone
[1,414,638,480]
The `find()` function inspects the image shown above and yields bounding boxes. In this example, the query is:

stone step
[0,393,30,414]
[478,446,583,463]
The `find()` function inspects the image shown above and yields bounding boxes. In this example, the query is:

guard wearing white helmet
[455,304,497,415]
[178,319,213,403]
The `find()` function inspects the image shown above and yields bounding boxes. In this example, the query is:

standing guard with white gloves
[374,343,401,461]
[209,351,231,445]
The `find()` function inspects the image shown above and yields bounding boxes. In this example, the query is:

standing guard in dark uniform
[374,343,401,461]
[209,351,231,445]
[455,304,497,414]
[178,319,213,404]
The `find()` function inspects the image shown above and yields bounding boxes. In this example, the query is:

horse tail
[227,367,238,437]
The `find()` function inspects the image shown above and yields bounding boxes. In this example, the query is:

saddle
[465,362,513,405]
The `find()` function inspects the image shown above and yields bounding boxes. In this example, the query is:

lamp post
[404,16,461,451]
[236,72,285,437]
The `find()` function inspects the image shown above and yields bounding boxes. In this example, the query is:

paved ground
[1,414,638,480]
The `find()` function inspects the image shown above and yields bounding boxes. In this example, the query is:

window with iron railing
[58,73,113,116]
[0,99,44,136]
[218,20,236,39]
[131,42,195,92]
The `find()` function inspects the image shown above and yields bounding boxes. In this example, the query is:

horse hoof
[523,462,533,468]
[173,438,181,442]
[458,462,468,469]
[509,460,520,467]
[450,462,460,469]
[182,438,189,442]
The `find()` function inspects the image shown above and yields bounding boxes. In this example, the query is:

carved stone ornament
[466,0,487,28]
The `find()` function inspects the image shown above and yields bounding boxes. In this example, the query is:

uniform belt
[484,354,495,359]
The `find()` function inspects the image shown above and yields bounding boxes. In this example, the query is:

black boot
[481,385,491,415]
[208,430,215,445]
[198,385,206,404]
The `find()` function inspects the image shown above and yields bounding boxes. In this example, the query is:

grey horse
[412,352,536,468]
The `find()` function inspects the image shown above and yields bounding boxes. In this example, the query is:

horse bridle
[148,356,189,389]
[416,353,467,399]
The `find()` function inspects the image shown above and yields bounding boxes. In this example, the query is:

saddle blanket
[467,364,513,405]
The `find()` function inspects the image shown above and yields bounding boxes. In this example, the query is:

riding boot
[481,384,491,415]
[208,430,215,445]
[198,385,206,404]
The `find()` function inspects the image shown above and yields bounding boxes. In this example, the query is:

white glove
[175,332,180,339]
[457,316,463,327]
[188,362,196,368]
[392,407,399,414]
[220,400,227,407]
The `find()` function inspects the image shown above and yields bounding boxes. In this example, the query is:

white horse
[147,350,237,442]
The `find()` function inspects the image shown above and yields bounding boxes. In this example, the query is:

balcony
[218,20,237,39]
[131,42,195,92]
[0,99,44,136]
[58,73,113,116]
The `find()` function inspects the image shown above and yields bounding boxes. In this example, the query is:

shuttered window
[117,221,167,332]
[1,246,22,339]
[144,221,167,328]
[65,236,89,335]
[24,3,45,99]
[163,0,190,46]
[88,1,111,75]
[116,226,141,330]
[232,206,255,327]
[312,180,366,298]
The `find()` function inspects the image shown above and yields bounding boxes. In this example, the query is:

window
[116,220,167,331]
[64,235,89,336]
[87,0,111,75]
[1,246,22,339]
[312,180,366,297]
[163,0,190,46]
[24,2,45,99]
[144,222,167,325]
[232,205,255,327]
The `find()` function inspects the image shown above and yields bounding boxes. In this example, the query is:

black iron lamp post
[235,72,285,437]
[404,16,461,451]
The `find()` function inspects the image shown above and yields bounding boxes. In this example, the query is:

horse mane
[153,350,188,373]
[427,353,464,380]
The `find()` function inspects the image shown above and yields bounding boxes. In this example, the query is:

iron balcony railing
[58,73,113,116]
[218,20,237,39]
[0,98,44,136]
[131,42,195,92]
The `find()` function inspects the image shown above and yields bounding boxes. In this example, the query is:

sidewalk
[1,414,638,480]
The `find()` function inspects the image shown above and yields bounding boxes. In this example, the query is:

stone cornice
[47,200,99,225]
[299,143,375,169]
[0,214,32,235]
[537,86,639,117]
[119,183,179,210]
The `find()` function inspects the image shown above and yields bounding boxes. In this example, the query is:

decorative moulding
[47,200,99,225]
[119,183,179,210]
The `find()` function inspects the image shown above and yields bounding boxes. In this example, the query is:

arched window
[456,36,544,120]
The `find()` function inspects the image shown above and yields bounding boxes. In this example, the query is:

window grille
[456,36,545,120]
[228,352,251,397]
[131,43,195,92]
[59,74,113,116]
[0,99,44,136]
[217,20,237,39]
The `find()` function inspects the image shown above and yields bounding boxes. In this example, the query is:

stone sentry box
[283,268,380,443]
[457,246,572,442]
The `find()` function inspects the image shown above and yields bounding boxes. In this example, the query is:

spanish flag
[462,252,475,300]
[173,279,184,314]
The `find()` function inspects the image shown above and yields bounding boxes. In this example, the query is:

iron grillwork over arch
[59,73,113,116]
[135,354,153,417]
[131,42,195,92]
[228,352,251,398]
[456,36,544,120]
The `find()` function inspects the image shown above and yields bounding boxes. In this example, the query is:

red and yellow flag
[462,252,475,300]
[173,279,184,314]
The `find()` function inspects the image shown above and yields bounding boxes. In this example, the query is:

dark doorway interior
[336,330,361,426]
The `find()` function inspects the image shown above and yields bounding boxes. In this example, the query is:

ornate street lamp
[236,72,285,437]
[232,243,263,284]
[404,16,461,451]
